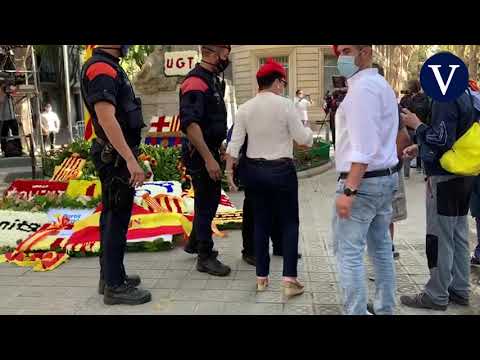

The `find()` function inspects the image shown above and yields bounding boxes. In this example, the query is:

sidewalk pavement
[0,168,478,315]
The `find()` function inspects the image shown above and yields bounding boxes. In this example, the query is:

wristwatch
[343,187,358,197]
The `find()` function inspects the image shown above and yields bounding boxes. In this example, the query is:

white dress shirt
[294,96,310,121]
[335,68,398,172]
[227,92,313,160]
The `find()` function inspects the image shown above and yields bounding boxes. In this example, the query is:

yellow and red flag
[83,45,97,141]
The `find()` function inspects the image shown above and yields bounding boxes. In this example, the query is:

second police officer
[180,45,232,276]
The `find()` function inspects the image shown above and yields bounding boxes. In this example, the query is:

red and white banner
[5,180,68,201]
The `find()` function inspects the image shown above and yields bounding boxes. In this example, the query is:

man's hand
[220,143,227,161]
[205,157,222,181]
[127,159,146,188]
[400,108,422,129]
[336,194,354,219]
[226,172,238,192]
[402,144,419,160]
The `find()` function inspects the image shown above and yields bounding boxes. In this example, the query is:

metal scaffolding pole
[30,46,44,156]
[63,45,73,143]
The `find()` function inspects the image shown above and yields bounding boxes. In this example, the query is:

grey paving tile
[224,302,283,315]
[195,302,226,315]
[178,279,208,290]
[153,279,182,289]
[283,304,314,315]
[312,292,341,305]
[313,305,342,315]
[204,279,232,290]
[223,290,255,303]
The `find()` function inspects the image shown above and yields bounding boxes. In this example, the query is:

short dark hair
[408,79,421,93]
[257,72,283,90]
[372,62,384,76]
[355,45,373,50]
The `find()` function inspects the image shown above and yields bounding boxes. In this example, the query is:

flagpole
[63,45,74,143]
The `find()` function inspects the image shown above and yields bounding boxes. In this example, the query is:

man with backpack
[399,84,477,311]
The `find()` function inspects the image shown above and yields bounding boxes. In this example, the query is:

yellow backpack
[440,90,480,176]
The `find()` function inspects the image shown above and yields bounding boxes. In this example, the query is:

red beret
[256,58,286,79]
[332,45,340,57]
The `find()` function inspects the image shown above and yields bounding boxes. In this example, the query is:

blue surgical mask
[337,55,359,78]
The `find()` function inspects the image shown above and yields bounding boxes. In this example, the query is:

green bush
[41,140,183,182]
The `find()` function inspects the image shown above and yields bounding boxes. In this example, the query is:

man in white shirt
[332,45,400,315]
[40,103,60,150]
[294,89,311,126]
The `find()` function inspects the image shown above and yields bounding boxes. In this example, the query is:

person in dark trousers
[470,176,480,267]
[180,45,232,277]
[400,86,476,311]
[226,59,312,296]
[81,45,150,305]
[0,85,22,157]
[226,126,301,266]
[399,79,430,178]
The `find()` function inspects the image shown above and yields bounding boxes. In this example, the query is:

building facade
[230,45,339,127]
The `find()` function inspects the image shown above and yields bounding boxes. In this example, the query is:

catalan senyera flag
[51,156,86,181]
[83,45,97,141]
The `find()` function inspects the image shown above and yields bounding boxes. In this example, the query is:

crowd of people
[81,44,479,314]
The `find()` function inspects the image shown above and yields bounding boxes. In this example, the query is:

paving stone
[283,304,314,315]
[313,305,342,315]
[224,302,283,315]
[312,292,341,305]
[178,280,208,290]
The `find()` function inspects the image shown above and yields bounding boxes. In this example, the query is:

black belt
[246,157,292,165]
[339,162,401,180]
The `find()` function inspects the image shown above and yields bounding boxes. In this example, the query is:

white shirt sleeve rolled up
[226,108,246,159]
[286,101,313,146]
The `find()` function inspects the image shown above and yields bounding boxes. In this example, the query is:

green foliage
[0,246,15,254]
[293,140,330,172]
[139,145,182,181]
[0,194,101,212]
[42,140,92,178]
[120,45,156,79]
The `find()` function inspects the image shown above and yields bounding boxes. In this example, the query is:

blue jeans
[332,174,398,315]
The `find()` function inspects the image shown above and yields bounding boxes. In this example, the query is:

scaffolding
[0,45,46,178]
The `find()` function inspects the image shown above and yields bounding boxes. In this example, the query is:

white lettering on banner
[0,210,50,248]
[164,51,199,76]
[428,65,460,95]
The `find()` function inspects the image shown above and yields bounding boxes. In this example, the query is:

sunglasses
[280,79,288,86]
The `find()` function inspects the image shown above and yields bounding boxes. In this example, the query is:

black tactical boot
[197,253,231,277]
[242,253,256,266]
[103,282,151,305]
[98,274,141,295]
[184,243,219,258]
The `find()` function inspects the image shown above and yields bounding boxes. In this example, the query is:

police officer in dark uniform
[180,45,231,276]
[81,45,151,305]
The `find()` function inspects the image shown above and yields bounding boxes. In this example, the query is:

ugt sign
[420,52,469,102]
[164,51,199,76]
